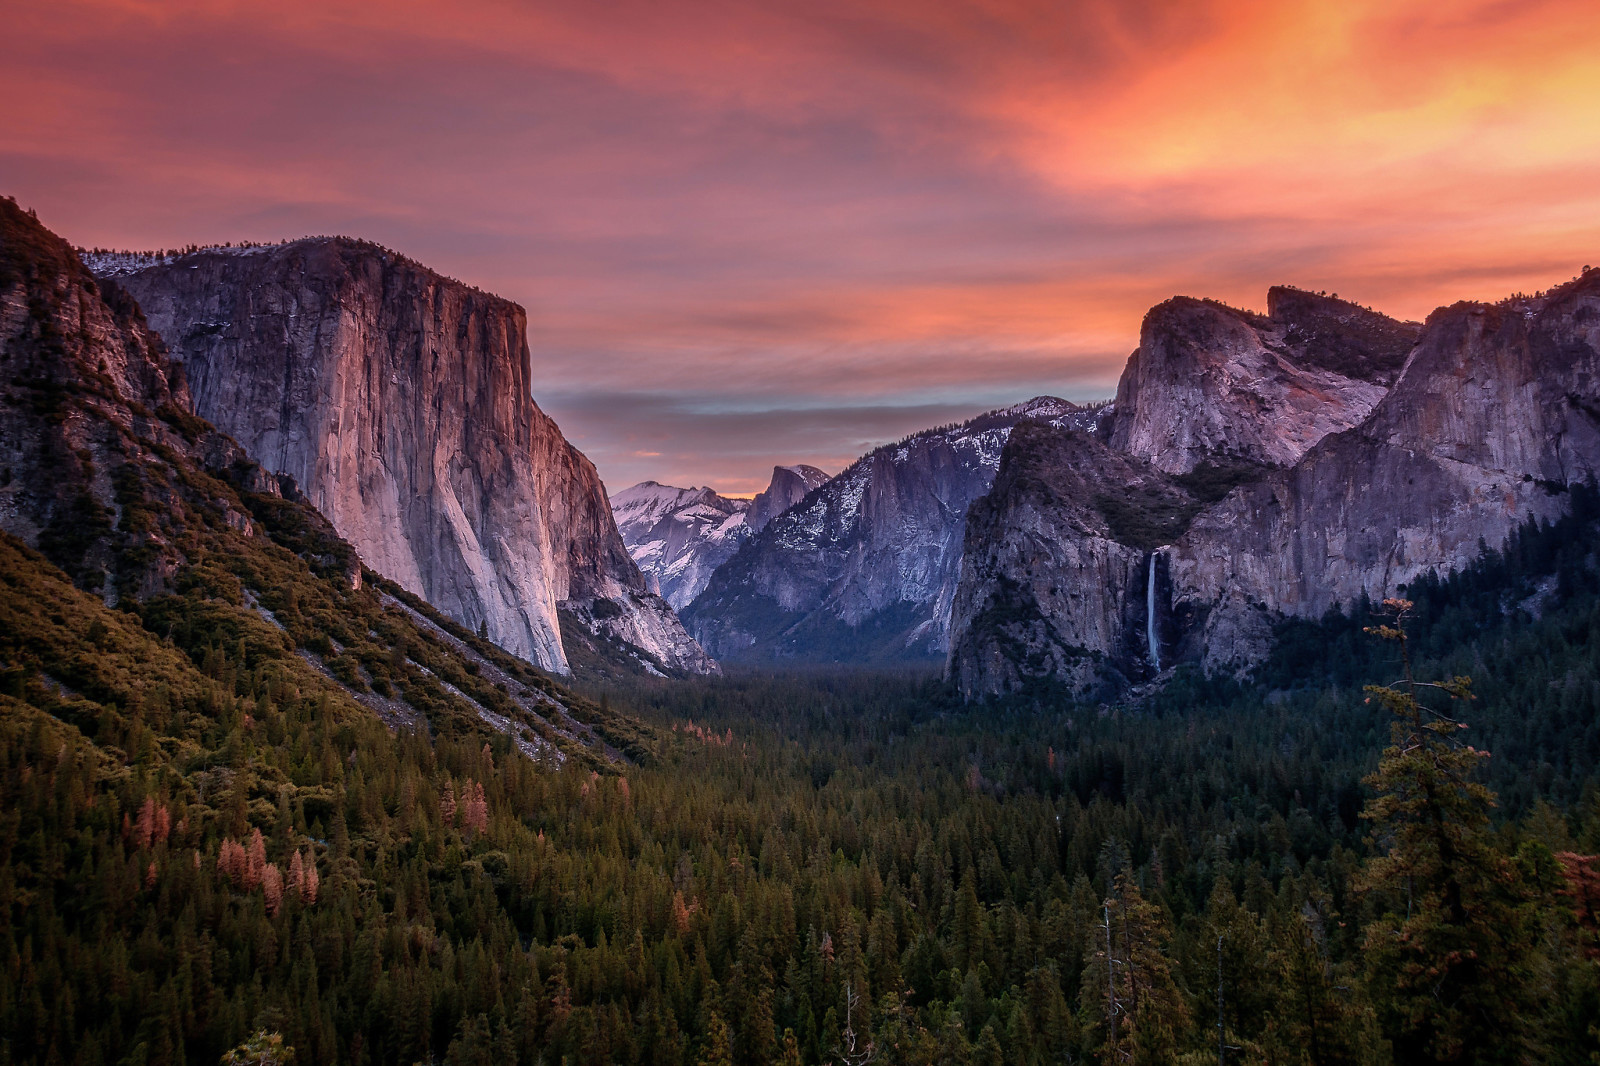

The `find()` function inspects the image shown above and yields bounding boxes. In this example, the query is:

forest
[4,483,1600,1064]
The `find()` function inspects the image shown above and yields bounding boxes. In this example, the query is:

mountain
[610,465,829,610]
[948,277,1600,696]
[93,238,715,678]
[745,463,830,532]
[0,196,655,767]
[682,398,1105,662]
[610,481,752,609]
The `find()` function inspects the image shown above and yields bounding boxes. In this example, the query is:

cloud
[6,0,1599,489]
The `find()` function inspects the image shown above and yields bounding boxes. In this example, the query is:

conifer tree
[1356,599,1549,1064]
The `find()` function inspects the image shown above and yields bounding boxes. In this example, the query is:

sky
[6,0,1600,495]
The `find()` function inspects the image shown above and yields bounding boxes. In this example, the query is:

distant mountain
[947,280,1600,697]
[611,482,752,609]
[611,465,829,610]
[93,237,715,678]
[682,398,1106,662]
[745,464,830,532]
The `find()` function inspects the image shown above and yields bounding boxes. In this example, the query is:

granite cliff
[949,278,1600,696]
[745,464,829,532]
[1108,287,1418,473]
[0,197,657,766]
[100,238,714,676]
[683,398,1104,662]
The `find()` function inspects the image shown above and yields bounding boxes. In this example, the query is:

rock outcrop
[0,197,216,601]
[947,424,1178,699]
[2,199,657,764]
[1108,288,1417,473]
[101,238,715,676]
[683,398,1105,662]
[745,464,829,532]
[1170,274,1600,673]
[948,276,1600,695]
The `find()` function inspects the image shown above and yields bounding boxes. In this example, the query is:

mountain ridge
[949,272,1600,695]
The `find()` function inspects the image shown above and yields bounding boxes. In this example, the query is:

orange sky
[5,0,1599,492]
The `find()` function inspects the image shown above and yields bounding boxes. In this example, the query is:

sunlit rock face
[683,398,1107,663]
[1170,274,1600,675]
[1109,288,1418,474]
[107,238,716,676]
[948,276,1600,695]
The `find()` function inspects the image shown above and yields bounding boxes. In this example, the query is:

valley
[3,195,1599,1065]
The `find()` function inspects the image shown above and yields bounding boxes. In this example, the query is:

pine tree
[698,1009,734,1066]
[1356,599,1549,1064]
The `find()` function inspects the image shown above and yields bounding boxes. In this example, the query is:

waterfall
[1147,551,1161,672]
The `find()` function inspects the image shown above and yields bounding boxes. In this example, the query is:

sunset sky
[7,0,1600,494]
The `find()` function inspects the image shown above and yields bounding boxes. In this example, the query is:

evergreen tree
[1356,600,1549,1064]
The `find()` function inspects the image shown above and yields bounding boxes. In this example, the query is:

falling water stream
[1147,551,1160,672]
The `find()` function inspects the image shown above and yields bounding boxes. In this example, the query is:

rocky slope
[98,238,714,677]
[949,276,1600,695]
[683,398,1105,662]
[611,464,830,610]
[0,197,655,765]
[1108,287,1417,473]
[610,482,751,609]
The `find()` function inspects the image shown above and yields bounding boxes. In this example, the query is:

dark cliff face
[946,423,1189,699]
[949,273,1600,695]
[683,398,1102,663]
[1108,289,1418,474]
[108,239,714,676]
[0,198,215,600]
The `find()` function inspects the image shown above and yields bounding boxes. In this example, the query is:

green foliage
[1092,483,1202,551]
[1356,601,1550,1064]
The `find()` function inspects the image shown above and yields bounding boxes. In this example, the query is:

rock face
[949,277,1600,695]
[2,201,658,766]
[746,464,829,532]
[610,481,753,609]
[683,398,1105,662]
[947,424,1178,699]
[102,238,715,676]
[1109,288,1417,473]
[1170,276,1600,673]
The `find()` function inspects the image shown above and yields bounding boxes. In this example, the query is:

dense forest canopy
[5,488,1600,1065]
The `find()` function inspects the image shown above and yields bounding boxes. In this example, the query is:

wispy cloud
[7,0,1599,492]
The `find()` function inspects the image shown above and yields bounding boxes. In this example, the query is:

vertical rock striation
[104,238,714,675]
